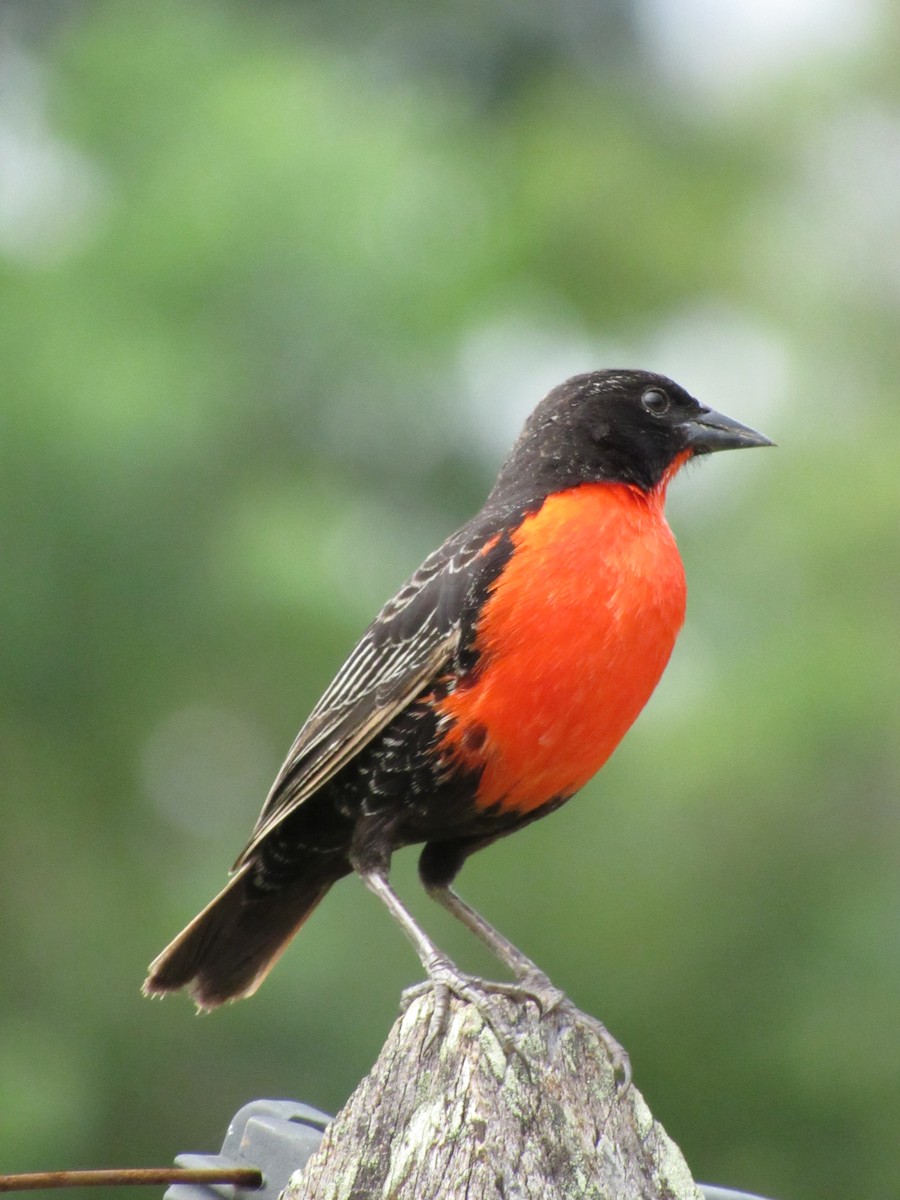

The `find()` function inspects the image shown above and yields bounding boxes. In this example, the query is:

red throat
[436,470,689,814]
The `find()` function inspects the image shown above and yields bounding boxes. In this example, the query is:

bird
[144,369,772,1058]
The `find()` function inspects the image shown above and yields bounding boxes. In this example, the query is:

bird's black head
[488,369,772,503]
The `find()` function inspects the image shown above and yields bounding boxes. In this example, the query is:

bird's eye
[641,388,670,416]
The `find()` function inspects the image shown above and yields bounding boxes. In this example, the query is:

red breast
[436,475,687,813]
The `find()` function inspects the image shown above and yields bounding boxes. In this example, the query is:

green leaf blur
[1,4,897,1200]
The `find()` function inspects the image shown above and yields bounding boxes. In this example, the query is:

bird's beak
[683,407,774,455]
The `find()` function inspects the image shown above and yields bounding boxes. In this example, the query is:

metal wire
[0,1167,263,1192]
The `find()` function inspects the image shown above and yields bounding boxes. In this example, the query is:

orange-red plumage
[436,476,687,813]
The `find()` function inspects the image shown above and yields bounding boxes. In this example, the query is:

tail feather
[143,859,348,1009]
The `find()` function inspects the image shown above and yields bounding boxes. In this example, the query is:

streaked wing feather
[232,530,493,869]
[235,630,455,868]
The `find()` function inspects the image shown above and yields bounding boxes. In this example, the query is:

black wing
[234,515,515,868]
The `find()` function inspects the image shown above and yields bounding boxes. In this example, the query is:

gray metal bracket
[165,1099,329,1200]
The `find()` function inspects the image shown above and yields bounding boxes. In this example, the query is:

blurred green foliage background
[1,2,897,1198]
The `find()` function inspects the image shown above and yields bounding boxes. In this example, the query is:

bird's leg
[424,882,565,1011]
[426,882,632,1086]
[358,869,531,1053]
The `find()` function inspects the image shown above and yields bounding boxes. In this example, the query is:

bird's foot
[556,999,632,1088]
[504,967,567,1016]
[400,961,534,1055]
[400,964,630,1086]
[494,972,632,1088]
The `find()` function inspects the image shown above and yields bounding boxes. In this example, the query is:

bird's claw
[566,1004,632,1089]
[400,961,521,1056]
[401,969,631,1088]
[501,969,567,1017]
[489,978,630,1087]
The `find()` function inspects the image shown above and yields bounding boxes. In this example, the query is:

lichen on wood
[285,992,703,1200]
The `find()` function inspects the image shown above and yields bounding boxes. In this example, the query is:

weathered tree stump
[285,992,702,1200]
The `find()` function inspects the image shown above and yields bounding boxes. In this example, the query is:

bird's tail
[143,857,349,1010]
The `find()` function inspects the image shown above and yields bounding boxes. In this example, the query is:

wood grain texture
[286,993,703,1200]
